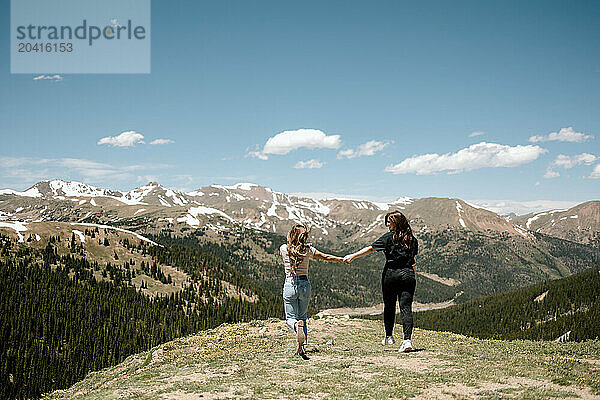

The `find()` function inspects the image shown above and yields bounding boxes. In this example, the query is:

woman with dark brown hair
[281,224,344,358]
[343,210,418,352]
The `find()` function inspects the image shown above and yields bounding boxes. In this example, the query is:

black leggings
[382,267,416,339]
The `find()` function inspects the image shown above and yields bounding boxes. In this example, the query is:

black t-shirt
[371,231,418,269]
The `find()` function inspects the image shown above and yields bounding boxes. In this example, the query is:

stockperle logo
[11,0,151,74]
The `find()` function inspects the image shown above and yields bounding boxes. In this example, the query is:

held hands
[342,254,354,264]
[334,256,350,264]
[331,254,355,264]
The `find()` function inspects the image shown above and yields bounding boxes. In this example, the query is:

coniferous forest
[415,264,600,341]
[0,233,280,399]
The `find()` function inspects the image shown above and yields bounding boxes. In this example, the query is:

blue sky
[1,0,599,213]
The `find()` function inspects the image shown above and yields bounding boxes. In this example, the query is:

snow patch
[257,213,267,226]
[177,214,200,227]
[69,223,160,246]
[120,183,157,205]
[0,187,42,197]
[0,221,28,242]
[513,224,529,238]
[455,201,464,214]
[158,195,172,207]
[372,202,390,211]
[267,202,283,220]
[165,189,187,206]
[231,192,246,201]
[392,197,413,205]
[294,199,330,215]
[229,182,259,191]
[456,201,466,228]
[362,214,384,234]
[534,290,548,303]
[526,212,547,229]
[463,201,487,210]
[72,229,85,243]
[134,209,146,215]
[189,206,235,222]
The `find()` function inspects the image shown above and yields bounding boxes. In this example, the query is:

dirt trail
[320,291,464,316]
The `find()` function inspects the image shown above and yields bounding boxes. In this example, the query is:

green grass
[44,317,600,399]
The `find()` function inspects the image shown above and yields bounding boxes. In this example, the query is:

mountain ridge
[4,179,595,246]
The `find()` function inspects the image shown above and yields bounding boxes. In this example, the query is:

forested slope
[0,233,280,399]
[415,264,600,341]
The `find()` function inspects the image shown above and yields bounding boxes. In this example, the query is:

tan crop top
[280,244,316,277]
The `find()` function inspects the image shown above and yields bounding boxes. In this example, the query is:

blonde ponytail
[287,224,310,275]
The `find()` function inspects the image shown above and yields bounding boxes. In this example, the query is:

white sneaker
[398,339,413,353]
[381,336,395,345]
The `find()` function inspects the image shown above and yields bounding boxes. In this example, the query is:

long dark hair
[384,210,414,249]
[286,224,310,275]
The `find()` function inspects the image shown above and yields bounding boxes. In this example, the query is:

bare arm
[344,246,377,263]
[412,256,417,272]
[313,249,343,262]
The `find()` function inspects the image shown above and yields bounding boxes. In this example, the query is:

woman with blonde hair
[344,210,418,352]
[281,224,344,358]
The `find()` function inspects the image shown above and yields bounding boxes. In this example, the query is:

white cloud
[551,153,596,169]
[385,142,547,175]
[529,127,594,143]
[33,75,63,81]
[469,131,485,137]
[247,150,269,160]
[337,140,390,159]
[294,159,325,169]
[150,138,174,145]
[97,131,145,147]
[57,158,113,170]
[249,129,341,160]
[543,169,560,179]
[589,164,600,179]
[543,153,597,179]
[0,157,51,168]
[3,168,52,181]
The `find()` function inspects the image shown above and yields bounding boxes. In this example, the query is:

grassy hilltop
[46,317,600,400]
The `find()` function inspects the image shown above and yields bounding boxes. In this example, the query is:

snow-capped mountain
[1,179,597,245]
[0,180,191,206]
[515,201,600,245]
